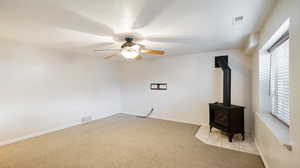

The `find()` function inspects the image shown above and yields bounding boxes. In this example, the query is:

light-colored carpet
[0,114,264,168]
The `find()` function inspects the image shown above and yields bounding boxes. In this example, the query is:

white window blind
[270,38,289,125]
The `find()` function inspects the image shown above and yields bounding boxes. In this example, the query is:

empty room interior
[0,0,299,167]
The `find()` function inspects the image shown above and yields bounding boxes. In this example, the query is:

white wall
[252,0,300,167]
[120,50,253,131]
[0,40,121,145]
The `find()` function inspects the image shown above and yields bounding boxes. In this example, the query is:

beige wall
[120,50,253,131]
[0,40,121,145]
[252,0,300,167]
[0,42,255,144]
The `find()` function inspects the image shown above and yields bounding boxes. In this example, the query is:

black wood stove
[209,56,245,142]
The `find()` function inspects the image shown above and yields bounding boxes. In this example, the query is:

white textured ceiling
[0,0,275,57]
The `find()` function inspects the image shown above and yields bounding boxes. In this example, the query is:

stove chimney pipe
[215,56,231,106]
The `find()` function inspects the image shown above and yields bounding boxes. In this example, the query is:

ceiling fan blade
[146,35,207,44]
[81,42,115,50]
[94,49,120,52]
[104,53,119,59]
[11,1,115,37]
[134,55,143,60]
[141,49,165,55]
[131,0,174,29]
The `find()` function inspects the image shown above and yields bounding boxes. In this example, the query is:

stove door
[214,110,229,127]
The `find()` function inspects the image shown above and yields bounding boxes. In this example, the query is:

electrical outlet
[81,116,92,123]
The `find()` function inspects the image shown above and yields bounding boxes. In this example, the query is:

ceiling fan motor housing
[121,37,136,48]
[125,37,134,42]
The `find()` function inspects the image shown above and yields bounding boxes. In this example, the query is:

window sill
[256,112,292,151]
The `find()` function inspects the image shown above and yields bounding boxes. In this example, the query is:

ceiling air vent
[232,16,244,25]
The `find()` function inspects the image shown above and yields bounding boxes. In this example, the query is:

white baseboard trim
[121,111,202,126]
[254,137,269,168]
[0,121,80,147]
[0,113,116,147]
[122,112,253,135]
[150,115,201,126]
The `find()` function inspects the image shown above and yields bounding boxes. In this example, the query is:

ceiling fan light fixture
[121,44,141,59]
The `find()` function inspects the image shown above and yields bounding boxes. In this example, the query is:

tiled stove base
[195,126,259,155]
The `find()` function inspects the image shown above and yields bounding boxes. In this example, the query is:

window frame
[267,31,290,126]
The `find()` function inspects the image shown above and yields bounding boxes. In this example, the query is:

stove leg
[210,126,213,133]
[242,132,245,141]
[229,133,233,142]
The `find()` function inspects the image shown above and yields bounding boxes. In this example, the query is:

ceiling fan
[94,37,165,60]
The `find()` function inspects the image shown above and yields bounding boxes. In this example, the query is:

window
[258,19,290,147]
[268,32,289,125]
